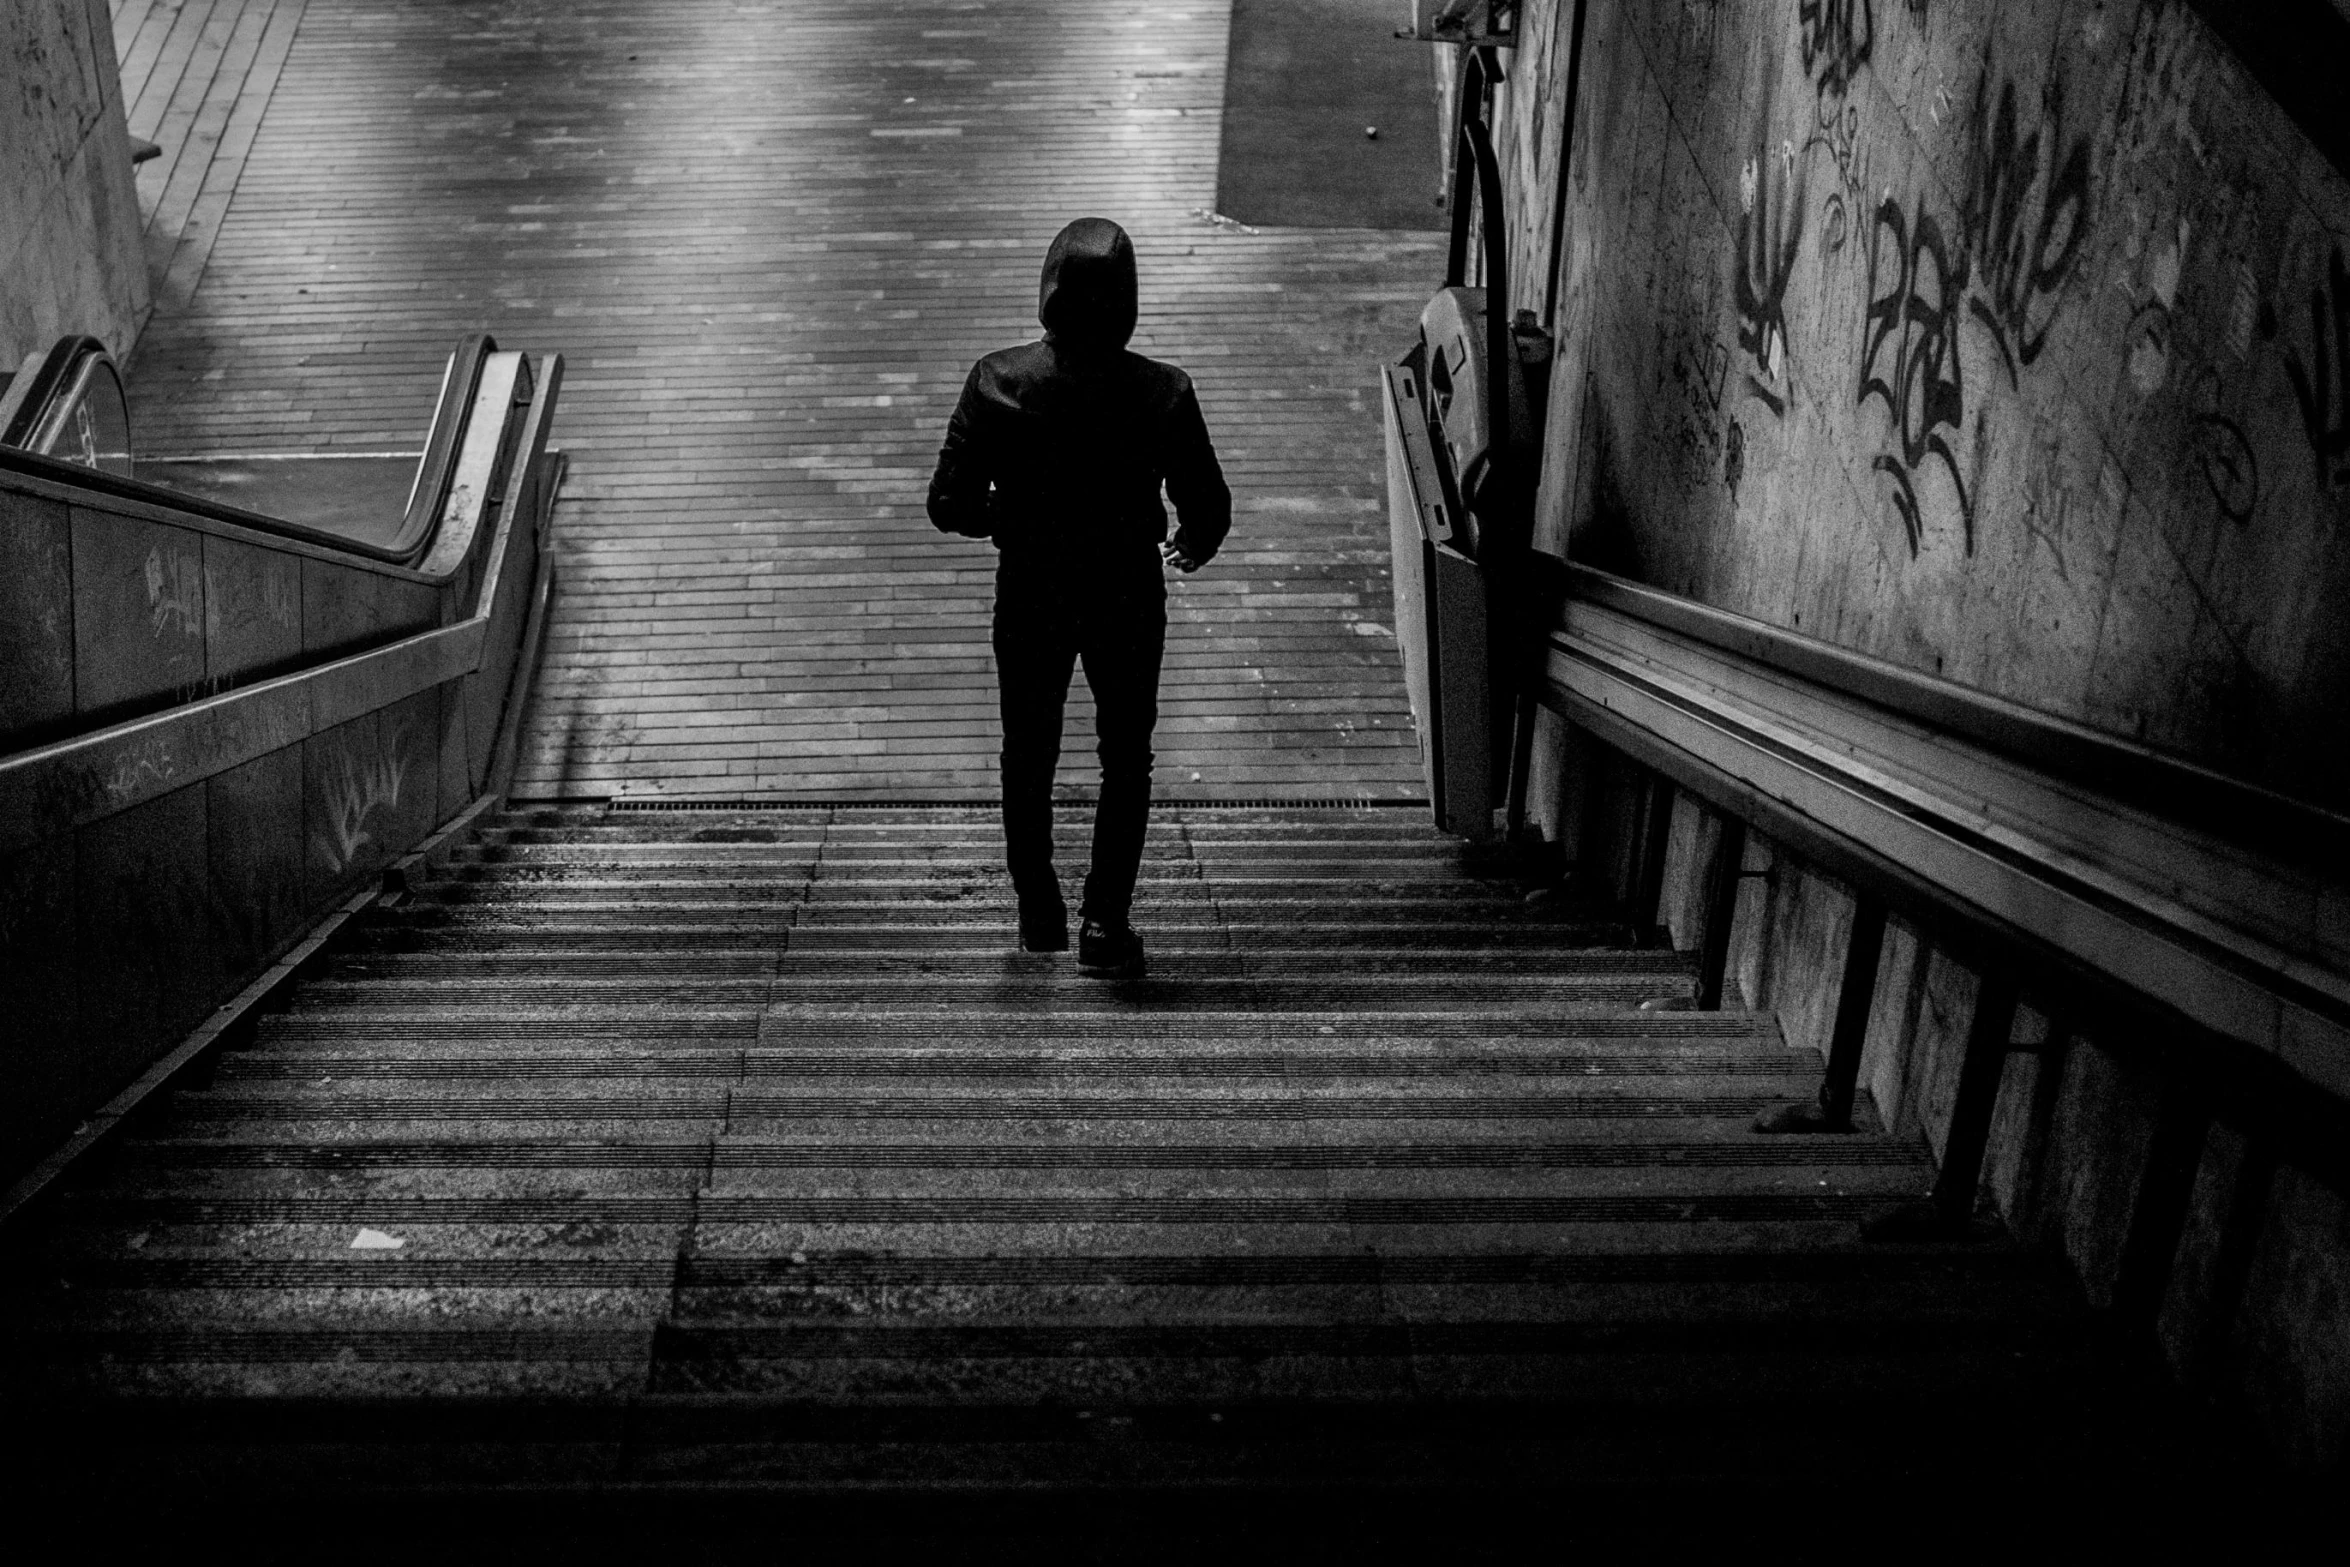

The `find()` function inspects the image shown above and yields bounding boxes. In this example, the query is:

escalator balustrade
[0,332,564,1192]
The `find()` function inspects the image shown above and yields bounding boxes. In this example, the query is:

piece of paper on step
[350,1228,405,1251]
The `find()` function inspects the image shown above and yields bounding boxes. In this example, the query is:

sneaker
[1077,918,1145,980]
[1018,896,1068,953]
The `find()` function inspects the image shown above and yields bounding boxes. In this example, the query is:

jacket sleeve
[1162,376,1232,563]
[926,364,998,539]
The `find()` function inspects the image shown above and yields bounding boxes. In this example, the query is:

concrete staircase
[3,805,2134,1533]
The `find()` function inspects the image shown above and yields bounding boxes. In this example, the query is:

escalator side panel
[209,745,309,993]
[69,509,210,724]
[301,553,442,668]
[204,534,306,690]
[0,355,563,1190]
[65,787,218,1131]
[0,488,76,752]
[460,357,562,794]
[0,476,449,749]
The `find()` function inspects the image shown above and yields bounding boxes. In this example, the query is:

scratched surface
[1505,0,2350,808]
[120,0,1448,802]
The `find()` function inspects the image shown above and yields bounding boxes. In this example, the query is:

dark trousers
[991,564,1166,926]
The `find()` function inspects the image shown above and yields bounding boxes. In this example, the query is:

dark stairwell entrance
[8,0,2333,1538]
[3,802,2166,1530]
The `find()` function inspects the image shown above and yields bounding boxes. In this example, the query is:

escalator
[1,332,535,566]
[0,332,564,1190]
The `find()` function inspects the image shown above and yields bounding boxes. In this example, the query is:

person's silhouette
[928,217,1231,979]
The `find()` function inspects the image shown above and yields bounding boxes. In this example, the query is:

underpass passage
[0,332,563,1185]
[112,0,1443,804]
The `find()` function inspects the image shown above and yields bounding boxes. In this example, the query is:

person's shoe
[1077,918,1145,980]
[1018,896,1068,952]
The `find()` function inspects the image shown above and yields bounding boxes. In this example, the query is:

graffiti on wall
[315,726,410,875]
[1797,0,1874,101]
[1860,196,1972,554]
[204,560,298,642]
[1657,310,1730,484]
[1810,97,1869,259]
[1955,75,2093,385]
[2182,361,2261,525]
[2279,244,2350,492]
[1735,141,1806,417]
[144,546,202,637]
[1849,66,2095,557]
[1794,0,1876,261]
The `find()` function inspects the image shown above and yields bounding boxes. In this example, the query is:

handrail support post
[1755,894,1886,1134]
[1863,974,2017,1241]
[1695,815,1747,1010]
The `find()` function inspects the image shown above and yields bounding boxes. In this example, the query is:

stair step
[349,923,1641,952]
[254,1010,1776,1042]
[282,979,1698,1012]
[321,949,1683,978]
[216,1047,1818,1079]
[6,802,2115,1500]
[170,1087,1818,1123]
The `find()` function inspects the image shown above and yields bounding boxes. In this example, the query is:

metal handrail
[0,334,494,570]
[0,336,106,448]
[1562,562,2350,873]
[1541,565,2350,1118]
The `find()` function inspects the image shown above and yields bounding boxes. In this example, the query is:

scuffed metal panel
[0,832,76,1166]
[206,744,307,980]
[72,783,216,1108]
[302,552,440,663]
[70,506,206,720]
[0,487,76,748]
[202,532,304,688]
[435,675,473,821]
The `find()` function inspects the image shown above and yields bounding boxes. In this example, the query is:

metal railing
[1536,560,2350,1323]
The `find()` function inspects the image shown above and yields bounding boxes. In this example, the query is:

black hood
[1037,217,1137,350]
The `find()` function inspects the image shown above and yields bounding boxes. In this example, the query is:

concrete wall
[1,0,149,370]
[1499,0,2350,812]
[1448,1,2350,1468]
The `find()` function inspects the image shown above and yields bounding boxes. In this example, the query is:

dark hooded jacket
[927,217,1231,584]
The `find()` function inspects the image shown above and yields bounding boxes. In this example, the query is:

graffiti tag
[1955,75,2093,386]
[2280,244,2350,491]
[144,547,202,637]
[315,730,410,875]
[1811,98,1867,258]
[1861,197,1972,555]
[2175,361,2260,526]
[1798,0,1874,101]
[1734,144,1806,417]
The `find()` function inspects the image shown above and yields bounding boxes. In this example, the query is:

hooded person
[927,216,1232,978]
